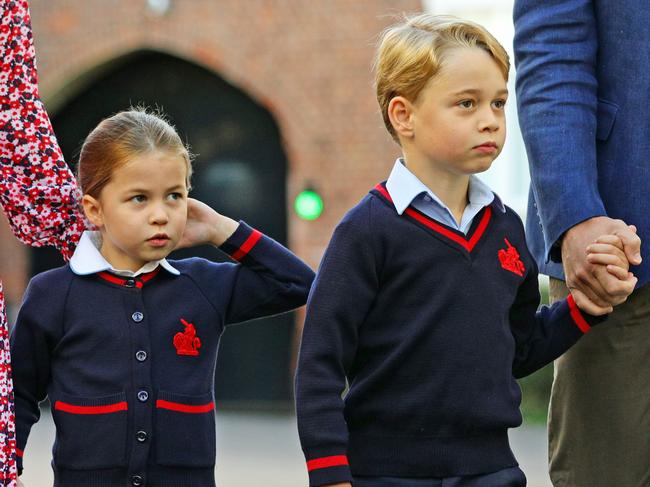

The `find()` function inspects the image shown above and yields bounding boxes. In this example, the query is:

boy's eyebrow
[452,88,509,96]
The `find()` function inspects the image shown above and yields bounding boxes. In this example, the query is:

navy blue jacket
[515,0,650,284]
[10,222,314,487]
[295,185,601,486]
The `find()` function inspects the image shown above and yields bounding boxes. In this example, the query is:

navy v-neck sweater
[295,184,602,486]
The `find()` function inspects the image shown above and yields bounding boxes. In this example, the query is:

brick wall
[1,0,421,313]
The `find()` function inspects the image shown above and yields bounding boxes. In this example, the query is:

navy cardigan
[11,222,314,487]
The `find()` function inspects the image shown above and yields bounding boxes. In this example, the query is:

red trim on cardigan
[54,400,128,415]
[567,294,591,333]
[374,183,492,252]
[306,455,349,471]
[230,229,263,261]
[156,399,215,414]
[97,268,160,288]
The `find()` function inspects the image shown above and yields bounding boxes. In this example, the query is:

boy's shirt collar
[70,230,180,277]
[385,158,505,215]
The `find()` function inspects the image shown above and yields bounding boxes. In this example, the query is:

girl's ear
[82,194,104,228]
[387,95,415,140]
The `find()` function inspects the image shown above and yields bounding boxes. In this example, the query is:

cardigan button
[125,279,136,288]
[137,390,149,402]
[135,430,148,442]
[131,475,144,486]
[132,311,144,322]
[135,351,147,362]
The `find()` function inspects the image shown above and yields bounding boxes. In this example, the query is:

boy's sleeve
[10,274,66,474]
[510,244,606,379]
[218,221,315,325]
[295,202,378,487]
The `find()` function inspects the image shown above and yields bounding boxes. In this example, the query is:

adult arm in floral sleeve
[0,1,86,484]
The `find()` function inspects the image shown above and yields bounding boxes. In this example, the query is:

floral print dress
[0,1,85,483]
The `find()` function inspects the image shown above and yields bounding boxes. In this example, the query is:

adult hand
[562,216,641,315]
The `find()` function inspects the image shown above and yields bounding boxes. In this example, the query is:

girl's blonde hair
[374,14,510,142]
[77,107,193,197]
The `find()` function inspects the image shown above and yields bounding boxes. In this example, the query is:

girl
[10,108,315,487]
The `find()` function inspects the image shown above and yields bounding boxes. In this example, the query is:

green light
[295,190,323,220]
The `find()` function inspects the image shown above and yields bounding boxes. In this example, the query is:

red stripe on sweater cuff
[156,399,215,413]
[15,448,23,458]
[54,400,128,414]
[307,455,349,471]
[567,294,591,333]
[231,229,262,261]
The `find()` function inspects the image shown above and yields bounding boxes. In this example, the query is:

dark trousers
[548,280,650,486]
[353,466,526,486]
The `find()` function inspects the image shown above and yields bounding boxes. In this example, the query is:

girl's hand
[586,234,635,281]
[175,198,239,249]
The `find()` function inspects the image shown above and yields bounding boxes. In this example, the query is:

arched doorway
[33,50,293,407]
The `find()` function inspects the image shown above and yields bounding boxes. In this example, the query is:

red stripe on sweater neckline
[373,183,492,252]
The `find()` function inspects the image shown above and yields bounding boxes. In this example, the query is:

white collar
[385,158,505,215]
[69,231,180,277]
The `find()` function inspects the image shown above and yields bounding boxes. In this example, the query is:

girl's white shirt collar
[70,231,180,277]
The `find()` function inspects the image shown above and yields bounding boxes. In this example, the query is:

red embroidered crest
[173,319,202,356]
[498,238,526,277]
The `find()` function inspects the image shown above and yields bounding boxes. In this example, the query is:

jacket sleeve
[295,201,378,487]
[218,221,315,325]
[514,0,605,262]
[0,0,85,260]
[9,273,66,474]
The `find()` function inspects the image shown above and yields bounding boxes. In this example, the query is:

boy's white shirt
[385,158,505,234]
[69,230,180,277]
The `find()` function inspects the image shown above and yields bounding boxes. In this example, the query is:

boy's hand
[586,234,631,279]
[576,233,638,313]
[175,198,239,249]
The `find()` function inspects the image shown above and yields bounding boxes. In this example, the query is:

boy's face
[82,151,189,272]
[405,47,508,177]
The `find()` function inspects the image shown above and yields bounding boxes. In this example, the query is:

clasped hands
[564,216,642,315]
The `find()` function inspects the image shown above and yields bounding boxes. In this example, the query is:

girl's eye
[459,100,475,109]
[131,195,146,203]
[167,192,183,201]
[492,99,507,109]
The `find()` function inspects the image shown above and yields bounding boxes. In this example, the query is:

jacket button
[125,279,136,288]
[136,430,148,442]
[135,351,147,362]
[137,390,149,402]
[132,311,144,322]
[131,475,144,486]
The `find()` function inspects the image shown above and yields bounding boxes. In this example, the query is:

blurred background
[0,0,553,485]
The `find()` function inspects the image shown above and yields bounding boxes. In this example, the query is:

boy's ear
[387,96,415,139]
[81,194,104,228]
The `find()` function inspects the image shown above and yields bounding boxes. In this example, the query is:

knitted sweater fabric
[11,222,314,487]
[295,184,601,486]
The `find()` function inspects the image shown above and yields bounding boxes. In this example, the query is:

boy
[295,14,638,487]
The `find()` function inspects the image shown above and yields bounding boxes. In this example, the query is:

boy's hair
[77,106,193,197]
[374,14,510,142]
